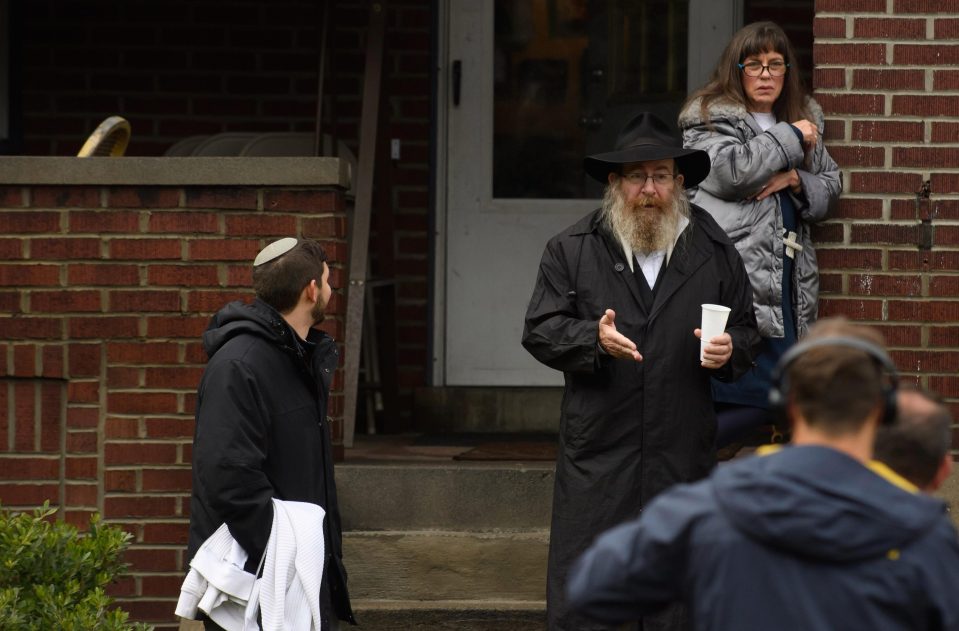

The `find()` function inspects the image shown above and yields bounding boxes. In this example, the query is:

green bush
[0,501,152,631]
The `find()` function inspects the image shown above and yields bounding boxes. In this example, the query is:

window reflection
[493,0,689,200]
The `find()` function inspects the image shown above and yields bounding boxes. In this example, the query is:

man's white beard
[602,183,688,254]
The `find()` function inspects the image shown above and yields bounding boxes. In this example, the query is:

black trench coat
[522,205,759,631]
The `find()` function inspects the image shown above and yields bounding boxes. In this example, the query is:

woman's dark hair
[252,239,328,313]
[684,21,810,124]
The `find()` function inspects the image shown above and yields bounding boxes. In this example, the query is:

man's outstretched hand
[599,309,642,362]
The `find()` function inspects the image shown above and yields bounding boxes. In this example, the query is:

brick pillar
[0,171,349,628]
[814,2,959,435]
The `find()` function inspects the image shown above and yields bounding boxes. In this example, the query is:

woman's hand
[754,169,801,201]
[791,119,819,147]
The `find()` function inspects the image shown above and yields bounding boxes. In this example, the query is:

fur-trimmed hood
[678,95,825,129]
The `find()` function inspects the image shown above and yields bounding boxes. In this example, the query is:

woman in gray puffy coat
[678,22,841,445]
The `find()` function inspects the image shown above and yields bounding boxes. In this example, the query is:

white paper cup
[700,304,731,361]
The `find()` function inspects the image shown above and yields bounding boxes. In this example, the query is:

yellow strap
[755,446,918,494]
[756,444,783,456]
[867,460,918,494]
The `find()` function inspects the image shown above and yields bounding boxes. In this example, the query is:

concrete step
[334,446,959,629]
[337,460,553,618]
[343,530,548,601]
[351,600,546,630]
[336,462,554,531]
[413,387,563,433]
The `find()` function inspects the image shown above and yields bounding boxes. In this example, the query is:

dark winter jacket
[569,445,959,631]
[187,298,354,624]
[522,205,760,630]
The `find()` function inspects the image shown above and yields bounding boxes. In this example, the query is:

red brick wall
[0,182,347,627]
[380,2,433,422]
[4,1,959,625]
[814,3,959,432]
[19,0,434,429]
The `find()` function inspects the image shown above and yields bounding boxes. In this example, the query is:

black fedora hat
[583,112,710,188]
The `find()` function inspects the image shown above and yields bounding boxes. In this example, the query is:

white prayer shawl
[176,499,326,631]
[258,499,326,630]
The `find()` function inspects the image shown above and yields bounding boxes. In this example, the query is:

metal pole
[342,0,386,448]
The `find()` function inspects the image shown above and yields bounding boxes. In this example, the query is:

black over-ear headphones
[768,336,899,427]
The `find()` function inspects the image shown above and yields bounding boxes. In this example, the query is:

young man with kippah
[185,238,354,629]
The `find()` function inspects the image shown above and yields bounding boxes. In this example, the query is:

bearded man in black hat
[522,112,760,631]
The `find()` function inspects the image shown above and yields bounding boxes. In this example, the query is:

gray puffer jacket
[678,96,841,338]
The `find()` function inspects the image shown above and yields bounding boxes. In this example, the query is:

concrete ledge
[337,462,554,531]
[0,156,349,187]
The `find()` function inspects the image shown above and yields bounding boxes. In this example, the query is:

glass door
[438,0,742,386]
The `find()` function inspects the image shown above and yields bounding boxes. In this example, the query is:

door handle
[452,60,462,107]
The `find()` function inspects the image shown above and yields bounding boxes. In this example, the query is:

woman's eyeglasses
[738,61,789,77]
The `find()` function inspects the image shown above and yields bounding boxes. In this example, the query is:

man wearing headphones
[566,317,959,630]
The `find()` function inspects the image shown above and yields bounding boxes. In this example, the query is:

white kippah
[253,237,298,266]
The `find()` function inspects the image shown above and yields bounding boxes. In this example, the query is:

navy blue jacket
[568,445,959,630]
